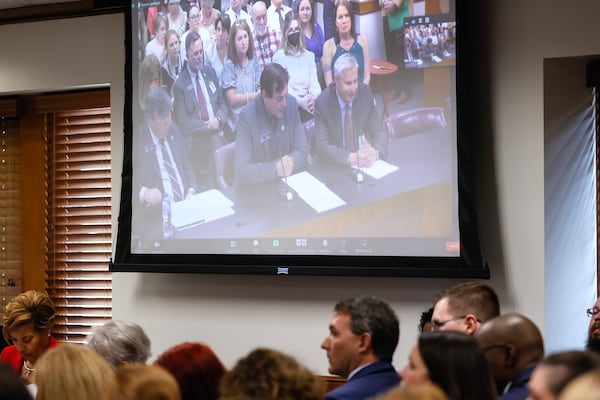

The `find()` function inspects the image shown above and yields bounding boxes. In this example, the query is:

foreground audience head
[431,282,500,334]
[321,295,399,378]
[586,297,600,352]
[527,351,600,400]
[219,347,324,400]
[474,313,544,395]
[380,383,448,400]
[34,343,114,400]
[104,363,181,400]
[154,342,225,400]
[86,320,152,367]
[558,369,600,400]
[400,331,496,400]
[0,362,32,400]
[419,307,434,333]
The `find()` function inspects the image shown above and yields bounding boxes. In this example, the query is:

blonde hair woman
[34,343,114,400]
[104,363,180,400]
[379,383,449,400]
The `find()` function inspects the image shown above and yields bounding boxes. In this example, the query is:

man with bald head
[431,281,500,335]
[475,313,544,400]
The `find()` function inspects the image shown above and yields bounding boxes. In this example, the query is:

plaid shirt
[253,28,281,69]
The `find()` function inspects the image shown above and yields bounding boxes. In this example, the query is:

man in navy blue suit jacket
[322,296,400,400]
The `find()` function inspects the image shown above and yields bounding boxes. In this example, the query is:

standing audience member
[559,369,600,400]
[154,342,226,400]
[252,1,281,70]
[273,15,321,122]
[321,0,370,86]
[34,343,114,400]
[205,14,231,80]
[146,12,169,64]
[173,30,228,186]
[162,29,184,93]
[221,19,262,132]
[167,0,188,37]
[266,0,291,34]
[234,63,307,185]
[431,281,500,335]
[313,53,387,168]
[399,331,497,400]
[0,362,33,400]
[225,0,254,30]
[474,313,544,400]
[586,297,600,353]
[321,296,400,400]
[379,383,448,400]
[322,0,336,41]
[104,363,181,400]
[219,347,324,400]
[527,351,600,400]
[199,0,221,38]
[180,5,211,63]
[86,320,152,367]
[0,290,59,385]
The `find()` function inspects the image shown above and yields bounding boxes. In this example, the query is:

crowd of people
[0,286,599,400]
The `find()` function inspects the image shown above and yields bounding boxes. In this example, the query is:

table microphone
[278,124,294,201]
[353,131,364,183]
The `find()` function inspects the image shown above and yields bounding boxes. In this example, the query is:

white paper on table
[284,171,346,213]
[171,189,235,230]
[352,159,399,179]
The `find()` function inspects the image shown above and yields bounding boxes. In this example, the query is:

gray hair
[333,53,359,81]
[86,320,152,366]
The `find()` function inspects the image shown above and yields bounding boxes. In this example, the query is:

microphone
[277,123,294,201]
[353,127,364,184]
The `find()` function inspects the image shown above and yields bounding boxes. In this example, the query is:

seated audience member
[418,307,434,333]
[205,14,231,80]
[527,351,600,400]
[321,296,400,400]
[146,0,168,38]
[266,0,291,34]
[180,5,211,64]
[321,1,370,86]
[234,63,307,185]
[219,347,324,400]
[133,86,198,241]
[104,363,181,400]
[167,0,188,37]
[138,54,163,113]
[273,15,321,122]
[558,369,600,400]
[296,0,325,64]
[154,341,226,400]
[313,53,387,168]
[146,12,169,64]
[173,30,228,185]
[252,1,281,69]
[379,383,448,400]
[474,313,544,400]
[0,362,33,400]
[162,29,184,93]
[586,297,600,353]
[199,0,221,38]
[86,320,152,367]
[431,281,500,335]
[221,19,262,132]
[399,331,497,400]
[225,0,254,31]
[1,290,59,385]
[34,343,114,400]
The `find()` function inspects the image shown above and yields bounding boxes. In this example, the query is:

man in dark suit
[134,86,198,243]
[313,53,388,168]
[321,296,400,400]
[173,30,228,188]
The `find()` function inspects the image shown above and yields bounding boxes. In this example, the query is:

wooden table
[370,59,399,120]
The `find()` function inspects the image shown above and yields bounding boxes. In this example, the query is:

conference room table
[173,126,455,244]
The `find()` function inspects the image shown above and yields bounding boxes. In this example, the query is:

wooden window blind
[40,90,112,343]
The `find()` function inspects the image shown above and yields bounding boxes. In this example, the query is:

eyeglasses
[189,14,201,20]
[587,308,600,318]
[430,316,466,331]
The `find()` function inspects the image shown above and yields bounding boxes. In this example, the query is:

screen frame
[111,0,490,278]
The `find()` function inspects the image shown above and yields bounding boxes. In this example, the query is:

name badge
[260,131,272,144]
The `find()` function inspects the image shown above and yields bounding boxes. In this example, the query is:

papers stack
[171,189,235,230]
[285,171,346,213]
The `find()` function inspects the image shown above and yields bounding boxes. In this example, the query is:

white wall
[1,0,600,373]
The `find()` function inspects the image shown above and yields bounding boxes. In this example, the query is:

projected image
[129,0,459,258]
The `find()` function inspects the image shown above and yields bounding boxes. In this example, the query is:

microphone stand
[277,123,294,201]
[353,128,364,184]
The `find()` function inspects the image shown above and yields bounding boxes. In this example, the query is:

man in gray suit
[173,30,228,188]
